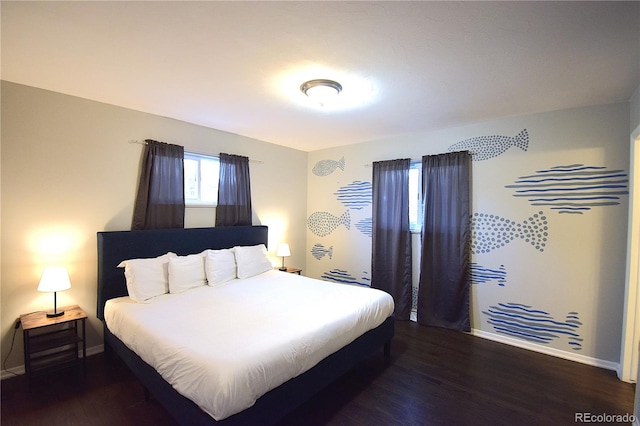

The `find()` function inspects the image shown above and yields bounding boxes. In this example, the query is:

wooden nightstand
[21,305,87,380]
[276,267,302,275]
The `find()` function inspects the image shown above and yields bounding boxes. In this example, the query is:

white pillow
[117,252,176,302]
[204,248,237,286]
[168,253,207,293]
[234,244,273,279]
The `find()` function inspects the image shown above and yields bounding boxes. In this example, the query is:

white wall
[306,102,630,367]
[0,81,308,370]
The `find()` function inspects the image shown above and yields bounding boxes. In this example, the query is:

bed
[97,226,395,425]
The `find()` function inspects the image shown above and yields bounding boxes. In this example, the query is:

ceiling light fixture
[300,79,342,106]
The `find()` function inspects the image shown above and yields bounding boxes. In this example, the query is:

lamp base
[46,311,65,318]
[279,267,287,271]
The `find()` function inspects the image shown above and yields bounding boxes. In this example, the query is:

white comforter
[104,270,394,420]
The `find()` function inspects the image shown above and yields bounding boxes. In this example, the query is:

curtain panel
[132,140,185,230]
[371,158,412,320]
[215,153,252,227]
[417,151,471,331]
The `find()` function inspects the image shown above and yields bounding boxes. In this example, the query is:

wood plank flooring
[1,320,635,425]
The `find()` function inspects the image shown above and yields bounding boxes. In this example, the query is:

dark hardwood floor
[1,321,635,425]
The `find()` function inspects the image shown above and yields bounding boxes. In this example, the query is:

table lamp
[38,266,71,318]
[276,243,291,271]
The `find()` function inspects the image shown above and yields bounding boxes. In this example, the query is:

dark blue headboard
[97,226,268,320]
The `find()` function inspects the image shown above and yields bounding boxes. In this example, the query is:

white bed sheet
[104,270,394,421]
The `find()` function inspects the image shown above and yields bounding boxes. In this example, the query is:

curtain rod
[128,140,264,164]
[364,159,421,168]
[363,153,469,167]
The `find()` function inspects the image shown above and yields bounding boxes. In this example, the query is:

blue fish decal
[311,243,333,260]
[448,129,528,161]
[355,217,373,237]
[321,269,370,286]
[483,303,583,350]
[307,211,350,237]
[312,156,345,176]
[565,312,584,350]
[334,181,372,210]
[470,263,507,286]
[505,164,628,214]
[471,211,548,254]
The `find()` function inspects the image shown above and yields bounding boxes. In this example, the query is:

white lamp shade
[37,267,71,293]
[276,243,291,257]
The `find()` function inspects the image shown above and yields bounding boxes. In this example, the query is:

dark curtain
[418,151,471,331]
[215,153,252,227]
[132,140,185,230]
[371,159,412,320]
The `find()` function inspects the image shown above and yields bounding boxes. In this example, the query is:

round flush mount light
[300,79,342,106]
[273,67,377,111]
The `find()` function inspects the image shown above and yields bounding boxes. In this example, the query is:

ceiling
[2,1,639,152]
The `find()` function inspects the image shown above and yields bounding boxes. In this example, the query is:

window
[184,152,219,206]
[409,161,422,232]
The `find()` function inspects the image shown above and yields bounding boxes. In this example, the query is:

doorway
[620,129,640,383]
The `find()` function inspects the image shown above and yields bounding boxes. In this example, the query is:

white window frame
[184,152,219,207]
[409,161,423,232]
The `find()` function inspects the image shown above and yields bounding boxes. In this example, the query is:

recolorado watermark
[575,412,636,423]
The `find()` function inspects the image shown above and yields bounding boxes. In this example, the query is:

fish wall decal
[448,129,529,161]
[483,302,582,350]
[312,156,345,176]
[307,211,350,237]
[470,263,507,286]
[355,217,373,237]
[505,164,629,214]
[321,269,370,286]
[471,211,548,254]
[565,312,584,350]
[310,243,333,260]
[334,181,372,210]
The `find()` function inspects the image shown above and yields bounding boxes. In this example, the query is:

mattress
[104,270,394,420]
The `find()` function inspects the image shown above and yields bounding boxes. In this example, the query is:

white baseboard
[409,312,619,372]
[85,344,104,358]
[1,365,25,380]
[471,328,619,372]
[1,344,104,381]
